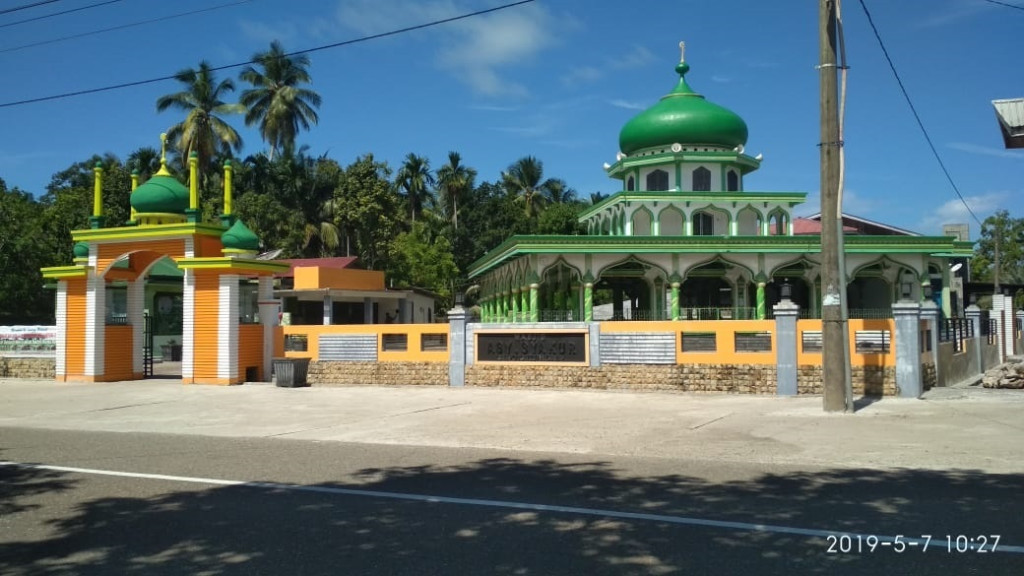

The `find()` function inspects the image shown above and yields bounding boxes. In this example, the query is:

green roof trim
[578,191,809,220]
[467,234,974,278]
[71,222,226,242]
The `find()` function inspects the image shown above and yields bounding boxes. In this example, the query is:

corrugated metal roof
[993,98,1024,131]
[993,98,1024,148]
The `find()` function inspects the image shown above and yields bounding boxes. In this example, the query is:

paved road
[2,427,1021,575]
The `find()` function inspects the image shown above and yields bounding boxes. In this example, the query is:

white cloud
[918,191,1009,233]
[470,104,519,112]
[608,99,646,111]
[917,0,990,28]
[335,0,556,98]
[561,66,602,86]
[947,142,1023,159]
[238,20,298,44]
[608,45,654,70]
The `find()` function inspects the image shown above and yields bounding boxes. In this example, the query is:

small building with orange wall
[41,135,289,385]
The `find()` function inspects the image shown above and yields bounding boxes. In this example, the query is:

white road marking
[3,460,1022,554]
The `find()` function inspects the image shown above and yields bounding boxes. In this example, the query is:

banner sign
[476,331,587,363]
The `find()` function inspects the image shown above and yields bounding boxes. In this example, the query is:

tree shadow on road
[0,458,1020,575]
[0,452,79,517]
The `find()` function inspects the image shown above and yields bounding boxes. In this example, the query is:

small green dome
[619,60,748,155]
[221,219,260,252]
[130,173,189,214]
[73,241,89,259]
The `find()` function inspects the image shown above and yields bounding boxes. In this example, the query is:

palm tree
[156,61,244,173]
[501,156,558,218]
[239,41,322,160]
[543,178,576,205]
[126,147,161,183]
[435,151,476,230]
[396,153,435,224]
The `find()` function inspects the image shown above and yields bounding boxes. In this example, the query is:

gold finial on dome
[679,41,686,63]
[156,132,171,176]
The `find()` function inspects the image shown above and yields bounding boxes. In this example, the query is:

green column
[499,293,507,322]
[584,282,593,322]
[520,287,529,322]
[530,283,539,322]
[485,299,492,323]
[756,282,767,320]
[671,282,680,321]
[511,289,519,323]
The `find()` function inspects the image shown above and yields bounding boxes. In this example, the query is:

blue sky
[1,0,1022,238]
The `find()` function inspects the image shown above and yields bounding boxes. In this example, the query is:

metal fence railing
[939,317,973,353]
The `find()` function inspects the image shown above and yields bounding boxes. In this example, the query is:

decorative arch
[682,254,757,283]
[626,175,635,191]
[646,169,669,191]
[766,208,789,236]
[690,205,731,236]
[692,166,711,191]
[595,254,669,282]
[736,205,763,236]
[658,206,684,236]
[726,169,739,191]
[630,206,654,236]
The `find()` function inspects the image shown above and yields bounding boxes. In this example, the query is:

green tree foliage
[536,201,585,235]
[396,153,435,224]
[390,222,459,300]
[239,41,322,160]
[40,155,133,265]
[971,209,1024,285]
[501,156,560,218]
[156,61,245,174]
[335,154,403,270]
[435,151,476,230]
[0,179,54,323]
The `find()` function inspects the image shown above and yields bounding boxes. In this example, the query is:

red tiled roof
[789,218,857,235]
[275,257,360,278]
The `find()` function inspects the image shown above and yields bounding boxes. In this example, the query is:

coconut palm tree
[239,41,322,160]
[156,61,244,173]
[396,153,435,224]
[435,151,476,230]
[501,156,558,218]
[125,147,161,183]
[543,178,576,205]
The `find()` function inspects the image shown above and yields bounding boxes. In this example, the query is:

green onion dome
[73,241,89,259]
[619,58,748,155]
[130,172,189,214]
[221,219,261,252]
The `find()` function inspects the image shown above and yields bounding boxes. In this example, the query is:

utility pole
[820,0,846,412]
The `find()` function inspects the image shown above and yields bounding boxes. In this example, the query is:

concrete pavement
[1,377,1022,473]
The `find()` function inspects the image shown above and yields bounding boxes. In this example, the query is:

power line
[0,0,124,29]
[0,0,251,54]
[980,0,1024,11]
[0,0,62,16]
[0,0,537,109]
[856,0,983,227]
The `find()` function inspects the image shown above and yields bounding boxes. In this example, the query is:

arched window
[693,167,711,191]
[692,211,715,235]
[626,176,635,191]
[727,170,739,191]
[646,169,669,191]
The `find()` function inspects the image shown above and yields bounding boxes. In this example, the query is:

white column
[257,276,278,382]
[55,282,67,377]
[181,269,195,379]
[84,247,104,378]
[128,278,145,375]
[323,294,333,325]
[217,275,239,381]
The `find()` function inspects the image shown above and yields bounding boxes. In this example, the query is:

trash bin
[273,357,310,387]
